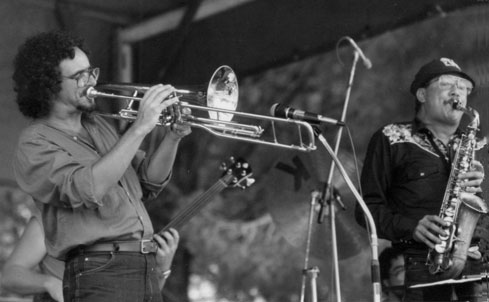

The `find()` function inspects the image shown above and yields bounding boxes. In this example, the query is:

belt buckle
[140,239,155,254]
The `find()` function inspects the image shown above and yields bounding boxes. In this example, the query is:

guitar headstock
[220,156,254,189]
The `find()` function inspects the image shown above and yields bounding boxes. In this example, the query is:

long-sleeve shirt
[36,216,64,280]
[355,119,462,245]
[13,115,169,259]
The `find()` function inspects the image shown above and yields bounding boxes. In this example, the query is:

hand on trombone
[169,122,192,140]
[133,84,191,138]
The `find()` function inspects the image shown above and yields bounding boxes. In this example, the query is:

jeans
[63,252,162,302]
[403,251,483,302]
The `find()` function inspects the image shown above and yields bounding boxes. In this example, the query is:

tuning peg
[220,156,239,171]
[246,178,255,187]
[234,176,254,189]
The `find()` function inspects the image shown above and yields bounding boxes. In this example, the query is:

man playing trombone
[11,30,190,302]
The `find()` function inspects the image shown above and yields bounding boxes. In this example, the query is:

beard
[76,99,97,114]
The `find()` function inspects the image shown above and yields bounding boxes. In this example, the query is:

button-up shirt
[13,115,169,259]
[355,119,462,245]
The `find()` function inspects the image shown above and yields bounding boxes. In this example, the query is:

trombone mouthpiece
[84,86,97,99]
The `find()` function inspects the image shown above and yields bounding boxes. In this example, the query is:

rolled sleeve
[132,150,171,201]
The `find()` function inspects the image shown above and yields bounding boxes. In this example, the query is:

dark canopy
[127,0,477,83]
[52,0,479,83]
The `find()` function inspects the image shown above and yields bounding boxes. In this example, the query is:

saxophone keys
[442,259,453,270]
[439,232,450,241]
[443,216,454,223]
[445,208,455,216]
[439,234,449,241]
[435,241,448,253]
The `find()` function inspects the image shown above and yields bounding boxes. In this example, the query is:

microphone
[344,36,372,69]
[270,103,345,126]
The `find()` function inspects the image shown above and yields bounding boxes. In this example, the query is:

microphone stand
[316,50,359,302]
[299,191,322,302]
[315,131,381,302]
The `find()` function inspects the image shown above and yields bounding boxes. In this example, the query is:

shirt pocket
[405,164,439,181]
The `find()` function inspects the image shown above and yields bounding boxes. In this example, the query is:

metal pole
[319,50,359,302]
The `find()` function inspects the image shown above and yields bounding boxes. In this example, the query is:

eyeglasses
[62,67,100,88]
[428,74,473,95]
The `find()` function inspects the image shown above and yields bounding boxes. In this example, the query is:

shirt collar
[411,118,462,137]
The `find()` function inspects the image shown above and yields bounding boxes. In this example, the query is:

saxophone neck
[452,100,479,129]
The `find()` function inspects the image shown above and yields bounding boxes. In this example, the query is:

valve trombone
[86,66,316,152]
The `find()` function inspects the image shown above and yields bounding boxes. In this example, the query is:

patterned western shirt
[355,119,464,245]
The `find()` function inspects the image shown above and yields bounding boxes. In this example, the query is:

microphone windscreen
[270,103,286,117]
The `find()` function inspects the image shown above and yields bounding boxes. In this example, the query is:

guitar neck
[158,175,232,235]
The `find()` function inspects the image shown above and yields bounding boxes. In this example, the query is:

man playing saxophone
[356,58,486,301]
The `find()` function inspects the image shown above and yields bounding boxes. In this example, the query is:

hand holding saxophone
[413,188,487,250]
[413,156,485,249]
[413,158,485,249]
[457,159,484,193]
[413,215,448,249]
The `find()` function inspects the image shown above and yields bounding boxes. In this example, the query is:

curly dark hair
[13,31,89,119]
[379,246,404,281]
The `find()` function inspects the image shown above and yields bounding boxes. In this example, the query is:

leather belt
[67,240,158,259]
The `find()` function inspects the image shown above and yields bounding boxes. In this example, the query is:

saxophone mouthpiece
[449,98,464,111]
[451,98,459,107]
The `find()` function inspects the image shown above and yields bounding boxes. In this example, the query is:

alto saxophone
[426,100,488,279]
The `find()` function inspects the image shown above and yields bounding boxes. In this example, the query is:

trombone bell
[207,66,238,122]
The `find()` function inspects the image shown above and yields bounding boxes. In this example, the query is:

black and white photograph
[0,1,488,301]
